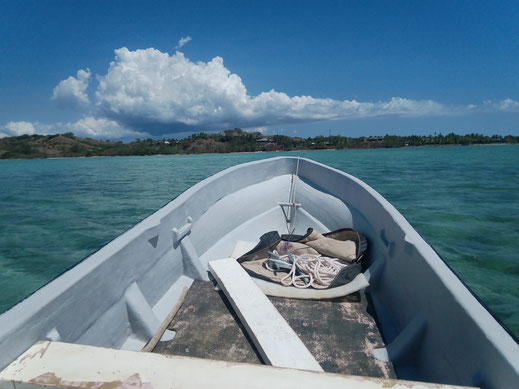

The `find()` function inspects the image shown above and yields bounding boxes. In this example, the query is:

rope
[265,251,347,289]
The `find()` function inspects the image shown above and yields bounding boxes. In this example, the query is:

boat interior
[1,157,517,389]
[153,279,395,379]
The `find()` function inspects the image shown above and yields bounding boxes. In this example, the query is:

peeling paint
[2,341,476,389]
[364,338,392,379]
[154,281,262,364]
[270,292,396,378]
[19,342,52,364]
[346,374,464,389]
[28,372,153,389]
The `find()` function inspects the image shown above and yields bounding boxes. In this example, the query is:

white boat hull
[0,157,517,388]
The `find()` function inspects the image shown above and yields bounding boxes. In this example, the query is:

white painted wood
[124,282,160,340]
[229,240,256,259]
[152,275,193,320]
[0,342,477,389]
[208,258,323,372]
[253,273,369,299]
[172,217,193,245]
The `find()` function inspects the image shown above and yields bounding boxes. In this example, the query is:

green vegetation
[0,130,517,159]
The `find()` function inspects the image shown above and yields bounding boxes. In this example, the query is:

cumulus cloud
[92,47,465,134]
[20,47,519,139]
[3,121,36,136]
[246,126,268,134]
[95,48,252,131]
[0,118,146,140]
[66,116,147,138]
[52,68,91,109]
[483,98,519,113]
[176,36,192,50]
[0,121,55,138]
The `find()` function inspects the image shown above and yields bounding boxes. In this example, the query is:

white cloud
[176,36,192,50]
[66,116,147,139]
[246,126,268,134]
[52,68,91,109]
[95,48,251,131]
[0,118,146,140]
[13,47,519,140]
[0,121,36,137]
[0,121,57,138]
[483,98,519,112]
[93,47,463,135]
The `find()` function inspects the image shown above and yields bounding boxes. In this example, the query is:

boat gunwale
[297,157,519,350]
[0,157,296,321]
[1,156,517,348]
[0,156,517,382]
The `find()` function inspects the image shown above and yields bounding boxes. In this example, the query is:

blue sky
[1,0,519,139]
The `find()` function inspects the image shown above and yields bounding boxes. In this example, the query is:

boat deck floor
[153,280,395,379]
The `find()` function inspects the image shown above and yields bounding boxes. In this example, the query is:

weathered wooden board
[0,341,478,389]
[209,258,323,372]
[270,294,395,378]
[153,280,261,363]
[154,279,395,378]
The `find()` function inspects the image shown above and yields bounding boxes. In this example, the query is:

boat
[0,156,518,389]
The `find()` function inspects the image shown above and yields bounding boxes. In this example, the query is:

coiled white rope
[265,252,347,289]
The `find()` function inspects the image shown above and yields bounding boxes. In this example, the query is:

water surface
[1,146,518,336]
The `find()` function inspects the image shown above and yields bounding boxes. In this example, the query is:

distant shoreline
[1,131,517,160]
[1,148,330,161]
[1,142,516,162]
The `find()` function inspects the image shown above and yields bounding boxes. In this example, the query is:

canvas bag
[237,228,367,289]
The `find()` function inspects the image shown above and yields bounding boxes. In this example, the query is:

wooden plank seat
[153,276,395,378]
[208,258,323,372]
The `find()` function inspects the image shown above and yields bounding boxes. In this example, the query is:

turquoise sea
[1,146,518,336]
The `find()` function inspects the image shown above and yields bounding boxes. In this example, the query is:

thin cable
[285,157,301,239]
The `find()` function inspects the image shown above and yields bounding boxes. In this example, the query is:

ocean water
[0,146,518,336]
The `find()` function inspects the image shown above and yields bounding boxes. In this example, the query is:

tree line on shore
[0,129,517,159]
